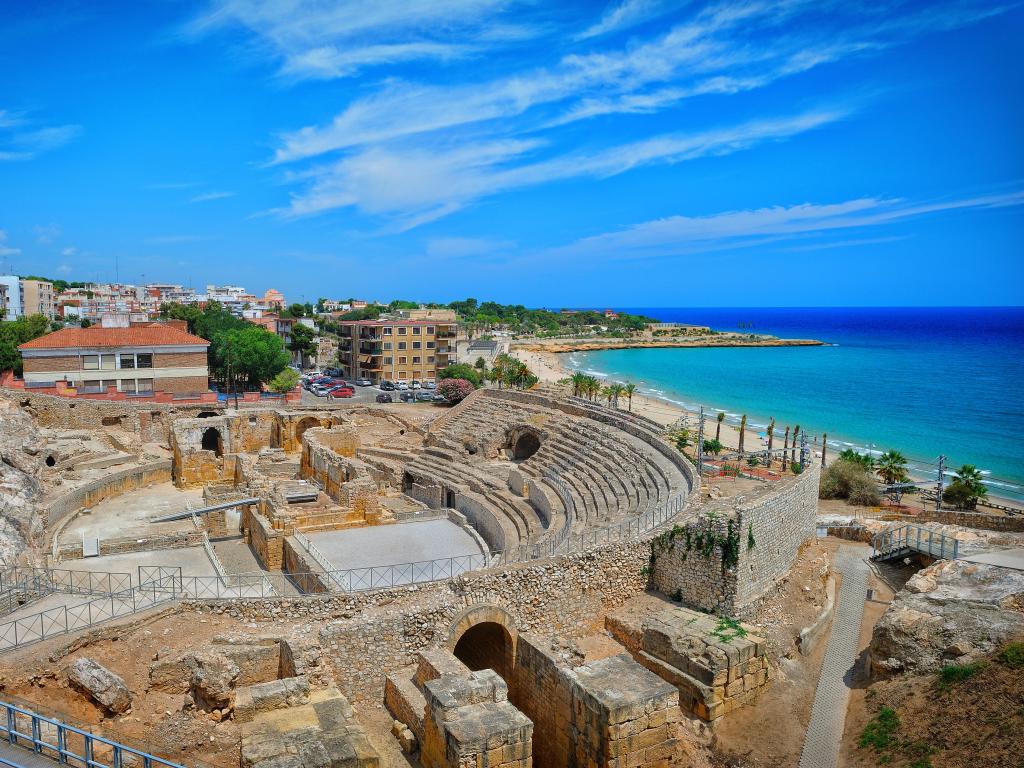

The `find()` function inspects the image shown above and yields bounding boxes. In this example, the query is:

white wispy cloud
[186,0,525,80]
[61,246,78,256]
[550,190,1024,260]
[0,230,20,257]
[277,107,847,225]
[577,0,665,40]
[189,190,236,203]
[0,113,80,162]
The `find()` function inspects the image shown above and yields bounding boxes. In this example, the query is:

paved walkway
[0,739,62,767]
[961,547,1024,571]
[797,545,870,768]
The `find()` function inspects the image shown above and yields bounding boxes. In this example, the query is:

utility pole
[936,454,946,512]
[696,406,705,476]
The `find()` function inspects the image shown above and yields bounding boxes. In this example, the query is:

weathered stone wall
[57,530,204,560]
[43,461,172,530]
[185,537,650,704]
[912,509,1024,533]
[651,463,819,615]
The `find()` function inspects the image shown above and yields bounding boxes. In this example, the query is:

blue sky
[1,0,1022,307]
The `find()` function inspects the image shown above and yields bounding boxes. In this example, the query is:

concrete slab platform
[306,519,484,570]
[961,548,1024,571]
[60,547,218,579]
[60,482,203,542]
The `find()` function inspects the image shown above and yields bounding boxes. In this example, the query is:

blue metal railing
[0,699,185,768]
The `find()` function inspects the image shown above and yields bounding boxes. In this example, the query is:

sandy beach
[514,346,801,459]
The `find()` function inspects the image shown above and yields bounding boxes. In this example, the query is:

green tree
[715,412,725,441]
[268,368,300,393]
[288,323,316,363]
[838,448,874,471]
[738,414,747,453]
[703,438,723,455]
[943,464,988,510]
[213,325,289,391]
[623,383,637,412]
[474,356,487,370]
[0,314,51,374]
[875,450,909,485]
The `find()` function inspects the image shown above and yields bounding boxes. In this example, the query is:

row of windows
[82,353,153,370]
[382,341,435,351]
[78,378,155,394]
[380,356,435,365]
[381,326,433,336]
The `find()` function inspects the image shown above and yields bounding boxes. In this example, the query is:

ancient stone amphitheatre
[0,385,1019,768]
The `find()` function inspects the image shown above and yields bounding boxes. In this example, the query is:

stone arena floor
[60,482,204,543]
[305,518,485,570]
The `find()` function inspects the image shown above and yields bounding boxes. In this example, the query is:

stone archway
[294,416,321,445]
[448,604,518,684]
[201,426,224,457]
[507,427,542,461]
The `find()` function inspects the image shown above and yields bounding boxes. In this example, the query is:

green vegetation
[998,641,1024,668]
[159,301,288,390]
[268,368,300,393]
[288,322,316,362]
[876,449,910,484]
[943,464,988,510]
[702,438,723,455]
[820,453,882,506]
[488,354,538,390]
[712,616,748,643]
[0,314,51,374]
[447,298,653,337]
[670,428,690,453]
[938,660,987,690]
[838,448,875,470]
[859,707,900,751]
[437,363,484,388]
[436,378,474,404]
[715,411,725,441]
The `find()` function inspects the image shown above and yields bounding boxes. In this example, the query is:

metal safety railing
[0,698,185,768]
[871,524,960,561]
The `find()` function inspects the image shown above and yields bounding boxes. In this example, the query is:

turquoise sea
[564,307,1024,501]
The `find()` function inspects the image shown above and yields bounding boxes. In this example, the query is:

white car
[411,380,422,389]
[397,382,409,390]
[355,378,373,387]
[423,381,436,390]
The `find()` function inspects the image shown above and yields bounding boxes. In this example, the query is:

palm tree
[822,433,827,466]
[944,464,988,509]
[875,450,909,485]
[766,417,775,466]
[610,382,627,408]
[600,386,614,405]
[570,372,588,398]
[782,426,790,471]
[738,415,747,454]
[715,412,725,441]
[623,383,637,412]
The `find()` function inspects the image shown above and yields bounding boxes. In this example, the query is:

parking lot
[299,375,446,408]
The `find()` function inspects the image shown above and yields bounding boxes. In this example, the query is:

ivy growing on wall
[650,511,741,571]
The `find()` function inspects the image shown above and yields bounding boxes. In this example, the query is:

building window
[397,327,407,335]
[383,342,392,350]
[383,357,393,365]
[426,370,435,377]
[383,327,392,335]
[426,326,434,334]
[399,356,407,364]
[120,379,137,394]
[82,355,99,370]
[119,354,135,369]
[428,356,435,363]
[100,355,115,371]
[398,341,407,350]
[84,379,100,389]
[412,327,421,335]
[426,341,435,348]
[397,372,407,379]
[137,378,153,393]
[412,356,420,364]
[412,341,421,349]
[137,353,153,369]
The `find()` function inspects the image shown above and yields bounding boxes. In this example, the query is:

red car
[326,385,355,399]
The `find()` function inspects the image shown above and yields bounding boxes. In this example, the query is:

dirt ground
[0,609,265,767]
[840,647,1024,768]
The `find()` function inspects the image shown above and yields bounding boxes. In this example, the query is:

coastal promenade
[513,333,824,354]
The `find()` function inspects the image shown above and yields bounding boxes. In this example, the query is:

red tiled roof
[18,325,210,350]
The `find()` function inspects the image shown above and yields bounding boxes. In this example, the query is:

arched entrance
[453,622,515,682]
[197,411,219,418]
[201,427,223,457]
[512,431,540,461]
[294,417,320,444]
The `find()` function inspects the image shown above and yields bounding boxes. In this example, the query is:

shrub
[998,641,1024,668]
[436,378,475,404]
[938,660,987,689]
[820,459,881,506]
[437,364,482,387]
[267,367,300,393]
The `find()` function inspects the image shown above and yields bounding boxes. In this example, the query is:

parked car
[323,367,342,377]
[410,380,422,389]
[397,382,409,390]
[414,390,435,402]
[355,378,373,387]
[422,380,436,390]
[399,391,415,402]
[375,393,393,403]
[327,386,355,399]
[379,380,396,391]
[431,393,448,402]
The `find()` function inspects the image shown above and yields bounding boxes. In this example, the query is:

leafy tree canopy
[268,368,300,393]
[437,363,483,388]
[0,314,51,374]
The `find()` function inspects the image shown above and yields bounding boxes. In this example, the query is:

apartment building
[21,279,55,319]
[0,282,7,320]
[18,323,210,395]
[336,311,458,383]
[0,276,22,319]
